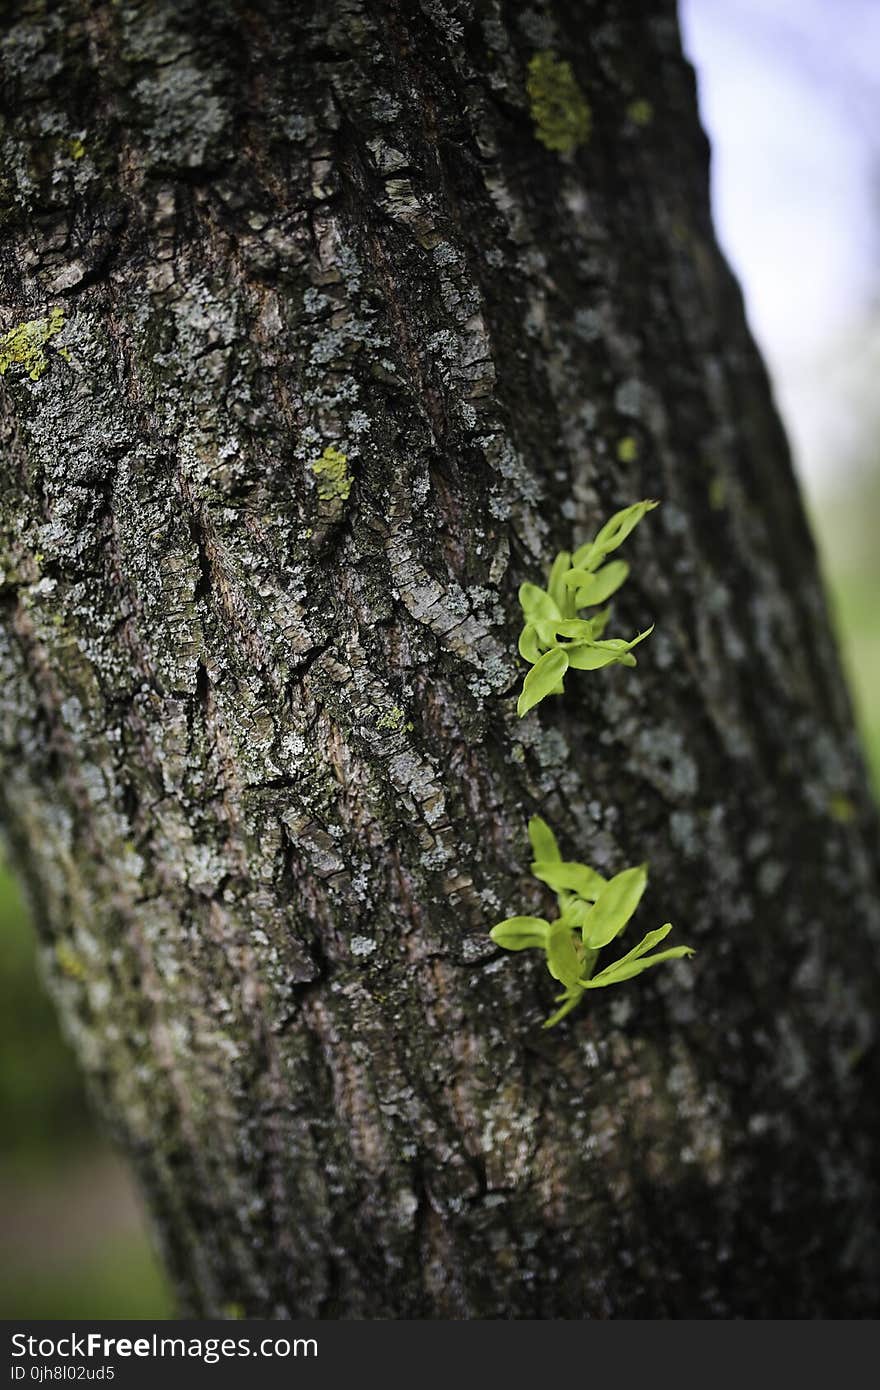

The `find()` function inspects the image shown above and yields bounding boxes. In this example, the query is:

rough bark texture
[1,0,878,1318]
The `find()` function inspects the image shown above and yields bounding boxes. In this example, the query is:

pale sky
[680,0,880,494]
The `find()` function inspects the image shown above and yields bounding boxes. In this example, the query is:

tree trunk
[1,0,878,1318]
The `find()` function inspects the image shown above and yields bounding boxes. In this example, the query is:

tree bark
[1,0,878,1318]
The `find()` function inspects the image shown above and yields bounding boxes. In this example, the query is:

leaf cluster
[517,500,658,716]
[490,817,694,1027]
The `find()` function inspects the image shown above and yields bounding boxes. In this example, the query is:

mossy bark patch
[0,308,65,380]
[310,445,352,506]
[526,51,591,154]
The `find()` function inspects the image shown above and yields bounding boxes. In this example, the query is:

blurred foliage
[811,471,880,787]
[0,1234,172,1319]
[0,864,91,1168]
[0,863,172,1317]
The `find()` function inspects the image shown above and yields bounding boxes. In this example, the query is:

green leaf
[552,617,599,642]
[528,815,561,863]
[518,583,561,622]
[545,921,583,989]
[572,500,659,569]
[570,540,599,572]
[518,623,542,665]
[593,498,658,549]
[594,624,654,653]
[580,945,600,981]
[585,944,695,987]
[531,860,607,902]
[591,608,610,639]
[591,500,658,557]
[565,625,654,670]
[490,916,550,950]
[517,647,569,716]
[560,898,591,929]
[534,619,560,647]
[584,924,672,983]
[566,643,636,671]
[543,988,584,1029]
[618,624,654,649]
[581,864,648,948]
[547,551,572,614]
[565,560,630,607]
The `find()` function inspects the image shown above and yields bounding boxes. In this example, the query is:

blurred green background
[1,0,879,1321]
[822,483,880,783]
[0,866,173,1317]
